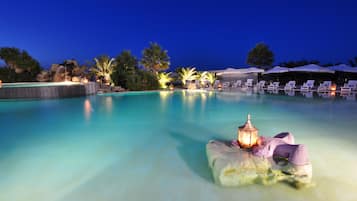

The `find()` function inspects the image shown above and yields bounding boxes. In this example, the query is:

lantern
[238,114,259,149]
[169,84,174,90]
[330,83,337,91]
[217,83,222,90]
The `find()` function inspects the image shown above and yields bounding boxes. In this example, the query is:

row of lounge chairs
[215,79,357,93]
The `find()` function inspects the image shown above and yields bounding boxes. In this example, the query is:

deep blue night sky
[1,0,357,70]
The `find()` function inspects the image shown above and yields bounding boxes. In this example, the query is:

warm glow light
[169,84,174,90]
[62,81,75,86]
[330,91,336,96]
[330,84,337,91]
[187,83,196,90]
[159,91,171,100]
[84,99,92,120]
[82,78,89,84]
[158,72,172,89]
[238,114,259,149]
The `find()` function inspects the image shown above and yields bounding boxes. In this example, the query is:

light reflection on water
[104,96,113,112]
[84,99,92,121]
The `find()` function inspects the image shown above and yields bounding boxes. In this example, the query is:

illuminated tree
[179,67,197,86]
[92,55,116,84]
[206,72,217,85]
[157,72,172,89]
[197,71,208,85]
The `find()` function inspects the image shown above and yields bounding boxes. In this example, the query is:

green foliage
[110,50,159,91]
[178,67,197,85]
[126,70,159,91]
[91,55,116,83]
[111,51,138,88]
[205,72,217,85]
[141,42,170,72]
[0,67,16,82]
[157,72,172,89]
[0,47,41,81]
[197,71,208,84]
[247,43,274,67]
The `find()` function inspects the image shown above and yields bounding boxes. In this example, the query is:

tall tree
[141,42,170,72]
[246,43,274,67]
[112,50,138,87]
[0,47,41,81]
[91,55,116,84]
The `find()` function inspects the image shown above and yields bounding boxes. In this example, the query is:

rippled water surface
[0,90,356,201]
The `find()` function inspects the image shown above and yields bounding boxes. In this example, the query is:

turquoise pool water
[0,90,357,201]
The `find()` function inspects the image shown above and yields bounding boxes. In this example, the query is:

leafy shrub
[126,70,159,91]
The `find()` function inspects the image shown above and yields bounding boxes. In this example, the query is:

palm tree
[197,71,209,85]
[141,42,170,72]
[157,72,172,89]
[206,72,217,86]
[92,55,116,84]
[178,67,197,86]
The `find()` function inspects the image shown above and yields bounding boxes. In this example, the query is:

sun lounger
[213,80,221,89]
[317,81,332,92]
[222,82,230,88]
[232,80,242,88]
[244,79,254,88]
[284,81,296,91]
[267,82,279,90]
[300,80,315,91]
[340,80,357,94]
[256,80,266,89]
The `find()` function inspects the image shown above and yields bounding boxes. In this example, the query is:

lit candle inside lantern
[238,114,259,149]
[330,83,337,91]
[169,84,174,90]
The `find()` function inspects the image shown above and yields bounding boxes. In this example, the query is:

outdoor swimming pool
[0,90,356,201]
